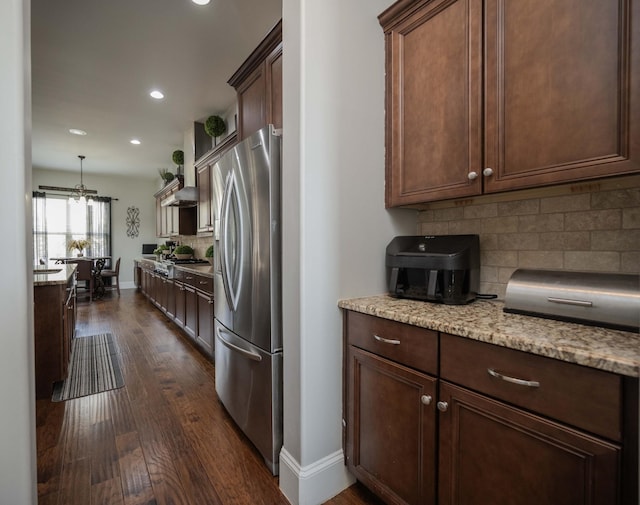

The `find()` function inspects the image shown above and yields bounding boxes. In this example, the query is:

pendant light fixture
[70,155,88,203]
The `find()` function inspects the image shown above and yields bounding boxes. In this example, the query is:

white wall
[279,1,416,503]
[0,0,37,503]
[32,169,158,286]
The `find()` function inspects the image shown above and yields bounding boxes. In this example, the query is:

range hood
[161,186,199,207]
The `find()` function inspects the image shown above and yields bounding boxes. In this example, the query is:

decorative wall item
[126,206,140,238]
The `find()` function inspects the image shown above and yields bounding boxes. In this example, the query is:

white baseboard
[279,448,355,505]
[120,281,136,290]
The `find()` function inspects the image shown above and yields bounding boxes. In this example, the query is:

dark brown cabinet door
[237,65,266,140]
[484,0,639,192]
[381,0,483,206]
[165,278,176,319]
[196,290,214,356]
[174,281,186,329]
[438,381,621,505]
[266,42,283,130]
[183,285,197,339]
[346,346,437,505]
[196,163,212,233]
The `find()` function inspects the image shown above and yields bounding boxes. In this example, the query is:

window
[33,192,111,264]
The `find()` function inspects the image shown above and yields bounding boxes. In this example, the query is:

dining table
[50,256,111,298]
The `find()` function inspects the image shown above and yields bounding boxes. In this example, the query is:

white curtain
[32,192,111,265]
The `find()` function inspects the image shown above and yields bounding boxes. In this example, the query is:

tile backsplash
[417,175,640,299]
[173,234,213,260]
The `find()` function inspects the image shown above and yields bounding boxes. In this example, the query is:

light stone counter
[33,264,76,287]
[338,295,640,377]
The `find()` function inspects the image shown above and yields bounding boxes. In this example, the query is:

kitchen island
[34,264,77,399]
[339,295,639,505]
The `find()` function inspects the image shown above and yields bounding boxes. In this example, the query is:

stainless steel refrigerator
[212,125,282,475]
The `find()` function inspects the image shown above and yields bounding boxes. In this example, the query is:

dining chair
[72,259,94,302]
[101,257,121,295]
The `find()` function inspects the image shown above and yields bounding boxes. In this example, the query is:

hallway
[36,289,381,505]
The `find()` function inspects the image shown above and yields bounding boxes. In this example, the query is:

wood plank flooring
[36,289,383,505]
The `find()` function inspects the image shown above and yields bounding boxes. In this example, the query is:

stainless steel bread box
[504,269,639,332]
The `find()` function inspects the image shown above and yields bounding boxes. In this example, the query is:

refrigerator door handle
[220,172,243,312]
[216,326,263,362]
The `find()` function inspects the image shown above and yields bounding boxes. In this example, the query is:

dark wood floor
[36,289,383,505]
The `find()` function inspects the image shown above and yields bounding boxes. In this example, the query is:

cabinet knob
[437,401,449,412]
[483,167,494,177]
[468,171,478,180]
[421,395,432,406]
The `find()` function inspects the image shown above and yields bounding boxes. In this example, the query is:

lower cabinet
[183,284,197,339]
[137,261,214,358]
[196,289,214,355]
[344,310,637,505]
[347,346,436,505]
[438,381,620,505]
[34,270,76,399]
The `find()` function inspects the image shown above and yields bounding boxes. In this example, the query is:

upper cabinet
[379,0,639,207]
[228,20,282,141]
[154,177,196,238]
[195,133,237,234]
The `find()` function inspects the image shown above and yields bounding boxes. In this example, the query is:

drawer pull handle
[487,368,540,388]
[199,281,208,285]
[373,334,400,345]
[421,395,432,405]
[437,401,448,412]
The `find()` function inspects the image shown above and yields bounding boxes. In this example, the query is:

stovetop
[163,258,209,265]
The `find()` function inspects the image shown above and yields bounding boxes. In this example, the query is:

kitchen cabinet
[343,310,638,505]
[345,311,438,505]
[139,263,214,358]
[196,133,237,234]
[378,0,639,207]
[34,267,76,399]
[174,277,187,329]
[438,333,623,505]
[154,177,196,237]
[228,19,282,140]
[196,288,214,355]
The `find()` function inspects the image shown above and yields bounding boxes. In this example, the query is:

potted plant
[153,244,169,260]
[68,239,91,257]
[204,115,226,138]
[172,150,184,166]
[173,244,194,260]
[158,168,175,186]
[205,245,214,264]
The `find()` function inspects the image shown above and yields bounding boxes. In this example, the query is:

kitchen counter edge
[338,294,640,378]
[33,264,77,287]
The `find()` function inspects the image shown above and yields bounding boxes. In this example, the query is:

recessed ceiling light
[192,0,210,5]
[130,139,141,145]
[150,90,164,99]
[69,128,87,136]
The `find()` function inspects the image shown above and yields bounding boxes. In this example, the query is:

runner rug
[52,332,124,402]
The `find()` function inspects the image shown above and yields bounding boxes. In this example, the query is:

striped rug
[52,333,124,402]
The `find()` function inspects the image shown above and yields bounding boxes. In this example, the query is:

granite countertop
[33,264,76,287]
[135,257,213,277]
[338,295,640,378]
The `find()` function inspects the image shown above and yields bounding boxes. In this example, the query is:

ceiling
[31,0,282,180]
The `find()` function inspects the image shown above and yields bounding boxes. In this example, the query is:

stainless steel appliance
[386,235,480,304]
[153,258,209,278]
[212,125,282,474]
[504,269,640,332]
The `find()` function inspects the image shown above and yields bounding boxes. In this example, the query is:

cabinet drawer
[440,333,623,441]
[346,311,437,375]
[195,274,213,294]
[178,270,213,294]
